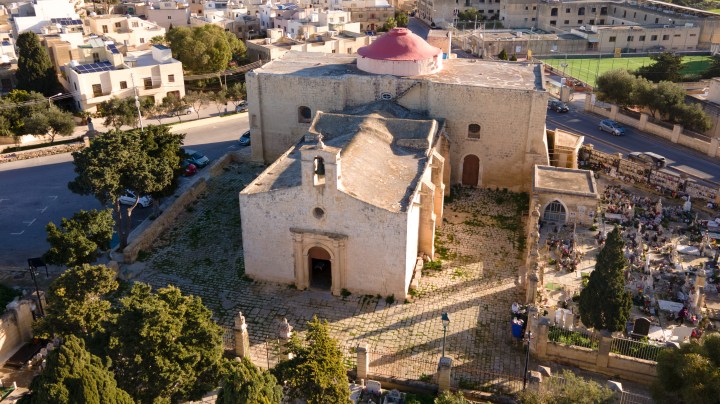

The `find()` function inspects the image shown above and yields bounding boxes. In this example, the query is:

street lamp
[522,330,533,390]
[47,92,63,108]
[27,258,46,318]
[441,312,450,357]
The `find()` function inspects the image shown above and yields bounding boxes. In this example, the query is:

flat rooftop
[252,51,544,91]
[533,165,598,197]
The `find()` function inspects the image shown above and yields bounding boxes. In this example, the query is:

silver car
[119,190,152,207]
[599,119,626,136]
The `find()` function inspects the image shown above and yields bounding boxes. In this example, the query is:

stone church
[239,28,597,298]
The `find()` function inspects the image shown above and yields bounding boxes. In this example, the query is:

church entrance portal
[462,155,479,186]
[543,200,567,223]
[308,246,332,290]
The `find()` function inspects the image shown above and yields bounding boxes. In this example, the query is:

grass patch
[423,260,442,271]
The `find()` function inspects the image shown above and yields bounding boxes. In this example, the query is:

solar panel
[74,61,115,74]
[51,18,82,26]
[107,44,120,54]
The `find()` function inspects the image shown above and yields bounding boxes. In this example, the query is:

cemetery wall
[0,300,34,365]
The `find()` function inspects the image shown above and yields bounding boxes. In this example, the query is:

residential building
[86,15,165,51]
[65,42,184,111]
[146,1,191,29]
[246,27,371,61]
[10,0,80,36]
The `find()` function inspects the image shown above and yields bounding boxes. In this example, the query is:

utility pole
[130,72,144,132]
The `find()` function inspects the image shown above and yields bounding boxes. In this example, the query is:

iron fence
[451,367,524,395]
[619,391,655,404]
[682,127,712,142]
[610,337,663,362]
[548,326,599,350]
[367,350,439,383]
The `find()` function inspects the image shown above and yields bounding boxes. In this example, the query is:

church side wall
[405,193,421,293]
[239,187,411,297]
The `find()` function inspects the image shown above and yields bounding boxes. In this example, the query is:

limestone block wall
[536,193,597,225]
[239,186,413,298]
[0,300,34,365]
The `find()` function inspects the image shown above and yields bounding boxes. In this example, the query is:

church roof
[358,28,441,61]
[533,165,598,197]
[241,102,442,212]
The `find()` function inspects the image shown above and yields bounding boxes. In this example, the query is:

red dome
[358,28,442,61]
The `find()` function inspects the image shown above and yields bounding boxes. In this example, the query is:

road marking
[37,206,48,214]
[10,230,24,235]
[48,195,58,200]
[0,198,8,203]
[23,218,36,227]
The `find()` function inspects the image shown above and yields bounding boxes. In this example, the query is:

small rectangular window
[140,38,145,43]
[132,21,139,27]
[102,25,108,33]
[115,22,121,28]
[144,78,152,89]
[92,84,102,97]
[120,81,128,89]
[578,20,582,24]
[550,20,557,26]
[651,35,658,41]
[673,34,681,37]
[168,74,175,82]
[639,35,645,41]
[662,34,669,40]
[627,36,634,41]
[565,8,570,13]
[690,33,696,37]
[564,20,569,24]
[609,36,616,42]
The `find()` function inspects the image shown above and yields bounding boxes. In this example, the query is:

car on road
[181,160,198,176]
[628,152,666,168]
[598,119,626,136]
[235,102,248,113]
[548,99,569,113]
[183,105,195,115]
[119,190,152,207]
[239,130,251,146]
[182,148,210,168]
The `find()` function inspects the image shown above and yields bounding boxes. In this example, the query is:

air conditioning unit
[327,30,338,36]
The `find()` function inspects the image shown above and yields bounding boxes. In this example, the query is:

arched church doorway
[543,200,567,223]
[308,246,332,290]
[462,155,480,186]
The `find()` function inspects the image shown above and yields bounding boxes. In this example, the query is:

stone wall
[0,300,35,365]
[0,142,85,164]
[584,97,720,158]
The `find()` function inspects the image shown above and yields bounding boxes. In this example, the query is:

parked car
[628,152,666,168]
[547,99,569,113]
[181,160,198,176]
[235,102,248,113]
[182,148,210,168]
[183,105,195,115]
[239,130,251,146]
[119,190,152,207]
[598,119,626,136]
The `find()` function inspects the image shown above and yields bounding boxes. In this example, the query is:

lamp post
[441,312,450,357]
[522,330,533,390]
[47,92,63,108]
[27,259,45,318]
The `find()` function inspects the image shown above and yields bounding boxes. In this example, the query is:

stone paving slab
[133,162,528,387]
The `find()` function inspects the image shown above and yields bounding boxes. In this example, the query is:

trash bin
[511,318,524,339]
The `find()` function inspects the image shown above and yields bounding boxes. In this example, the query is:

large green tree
[68,126,184,249]
[702,55,720,79]
[23,106,75,144]
[273,316,350,404]
[108,283,224,403]
[98,97,140,130]
[578,227,632,331]
[44,209,114,268]
[16,32,61,96]
[35,264,118,340]
[216,357,283,404]
[652,334,720,403]
[184,91,210,120]
[166,25,244,74]
[0,90,51,135]
[20,335,133,404]
[636,52,684,83]
[595,69,637,107]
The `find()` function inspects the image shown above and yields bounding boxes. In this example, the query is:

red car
[182,160,197,176]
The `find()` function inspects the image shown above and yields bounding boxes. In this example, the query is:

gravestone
[631,317,651,339]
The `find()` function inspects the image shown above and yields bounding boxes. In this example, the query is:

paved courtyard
[133,162,528,388]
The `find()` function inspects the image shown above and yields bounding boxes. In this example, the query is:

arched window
[313,157,325,186]
[551,7,558,16]
[468,123,481,139]
[298,106,312,123]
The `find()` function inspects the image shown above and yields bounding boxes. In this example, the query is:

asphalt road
[0,116,249,268]
[546,94,720,185]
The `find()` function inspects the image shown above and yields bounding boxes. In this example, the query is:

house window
[168,74,175,82]
[589,19,595,24]
[639,35,646,41]
[578,20,582,24]
[347,47,352,53]
[690,33,696,37]
[298,106,311,123]
[565,8,570,13]
[563,20,569,24]
[674,34,681,37]
[662,34,669,40]
[591,7,596,12]
[600,7,607,15]
[115,22,121,28]
[132,21,139,27]
[168,16,172,19]
[73,82,77,90]
[139,38,145,43]
[551,7,558,16]
[651,35,658,41]
[550,20,557,26]
[120,81,128,89]
[92,84,102,97]
[578,7,585,15]
[609,36,616,42]
[102,25,108,33]
[144,78,152,89]
[370,13,375,18]
[468,124,481,139]
[627,36,634,41]
[92,52,100,62]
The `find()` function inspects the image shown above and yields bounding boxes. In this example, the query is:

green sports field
[541,55,712,87]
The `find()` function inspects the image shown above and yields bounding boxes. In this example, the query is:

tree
[44,209,114,268]
[216,357,283,404]
[68,126,184,249]
[578,227,632,331]
[23,106,75,143]
[595,69,636,107]
[150,35,167,45]
[651,80,686,119]
[671,102,712,133]
[273,316,350,404]
[383,17,397,31]
[211,89,229,114]
[184,90,210,120]
[20,335,133,404]
[701,55,720,79]
[517,370,615,404]
[108,283,224,403]
[98,97,139,130]
[227,83,246,108]
[652,334,720,403]
[166,25,240,74]
[395,12,409,27]
[0,90,51,135]
[15,32,61,96]
[35,264,118,339]
[632,76,658,115]
[636,52,683,83]
[509,54,518,61]
[497,49,509,60]
[161,93,185,122]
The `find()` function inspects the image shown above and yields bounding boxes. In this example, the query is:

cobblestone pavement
[134,162,528,388]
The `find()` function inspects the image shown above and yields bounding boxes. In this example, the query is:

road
[0,115,250,268]
[547,94,720,185]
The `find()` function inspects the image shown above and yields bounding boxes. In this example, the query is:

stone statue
[234,311,247,332]
[278,318,293,339]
